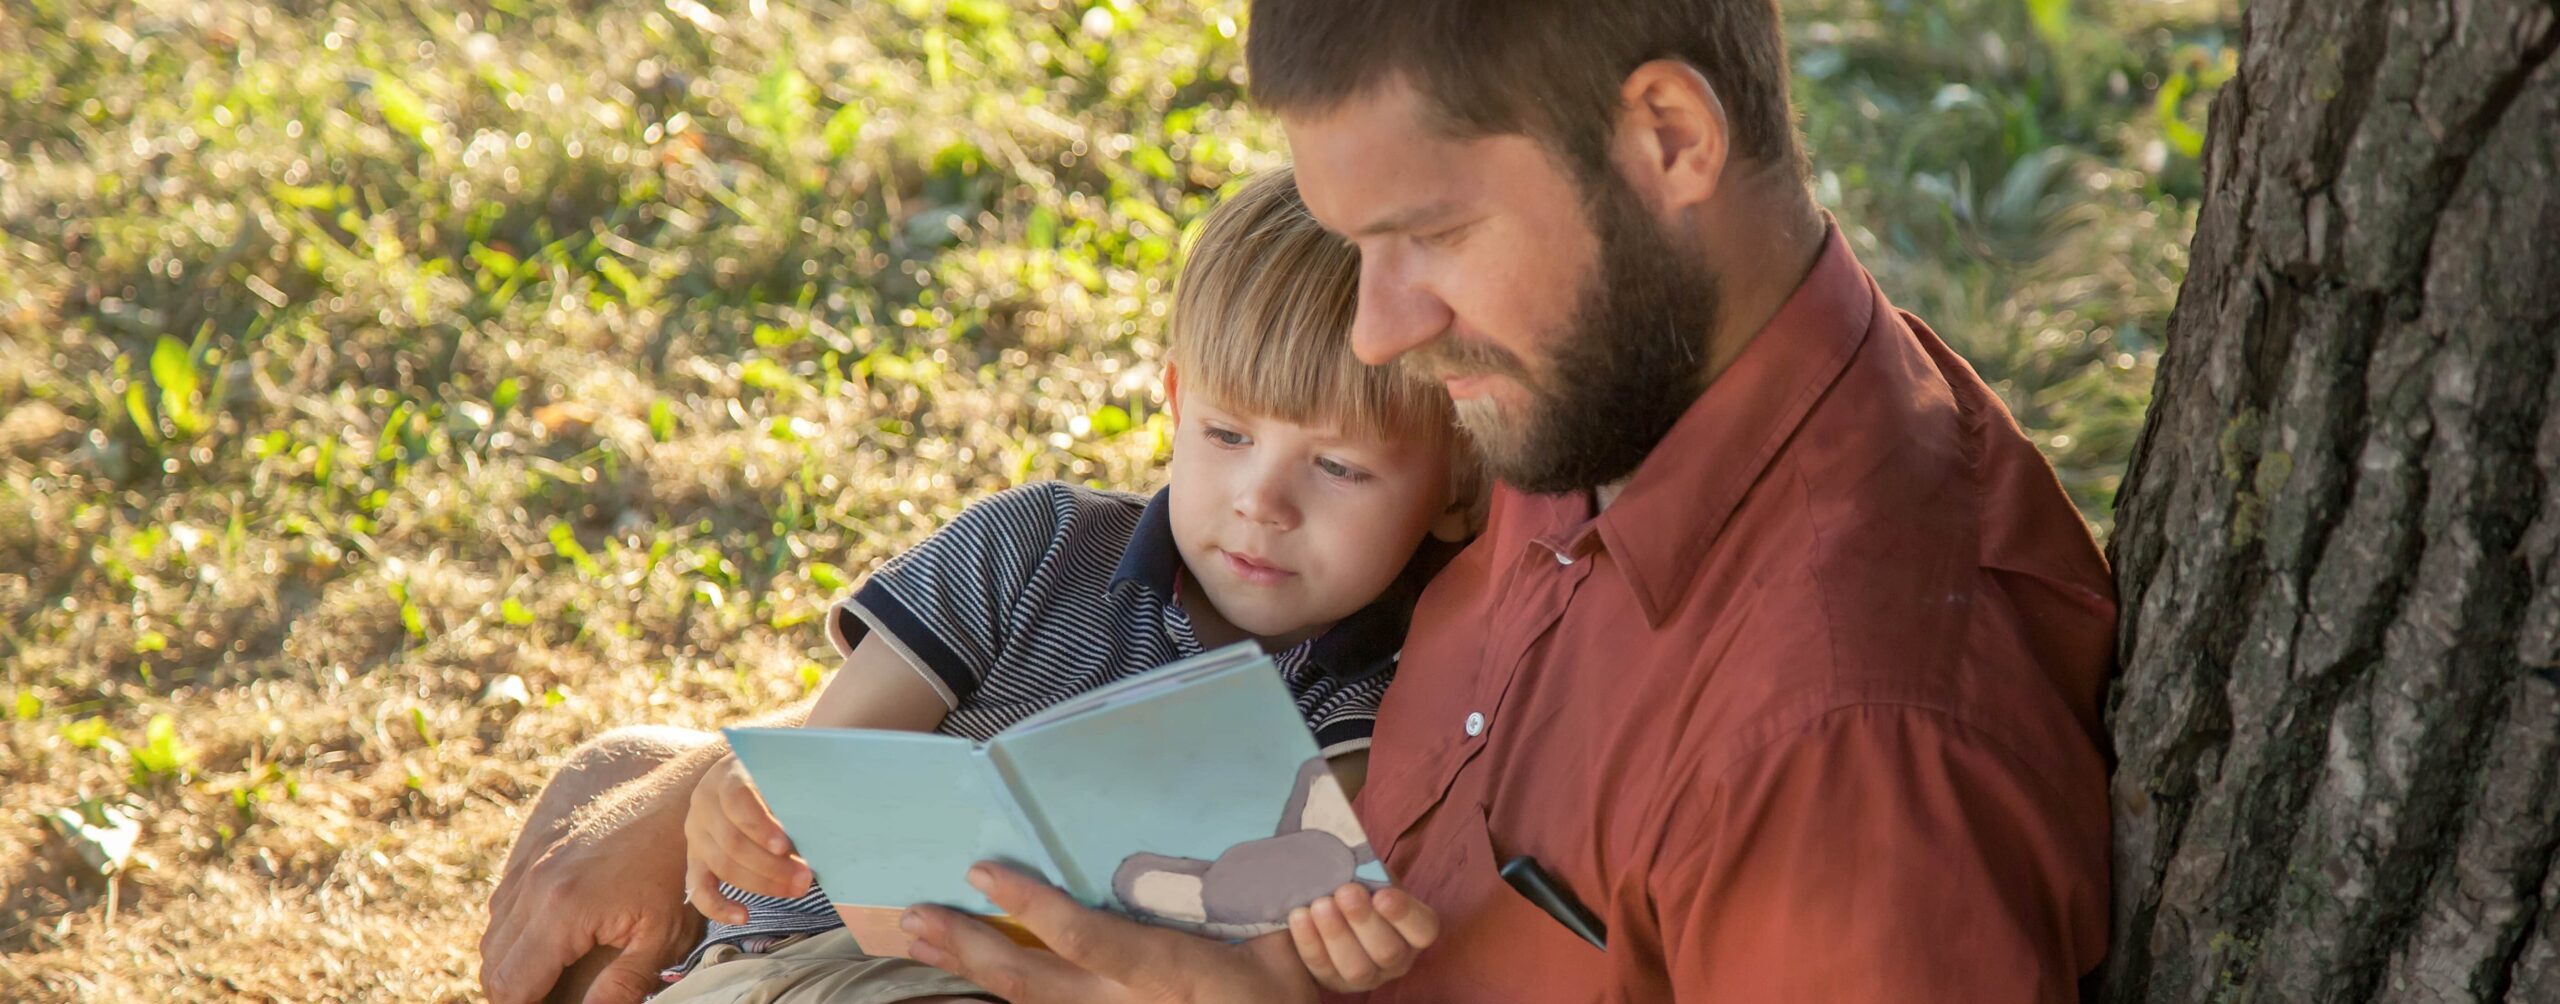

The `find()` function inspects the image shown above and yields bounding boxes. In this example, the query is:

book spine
[977,742,1084,901]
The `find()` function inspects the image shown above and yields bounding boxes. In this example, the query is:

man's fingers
[1336,884,1415,973]
[1308,896,1380,988]
[1288,907,1349,993]
[969,862,1169,982]
[903,903,1103,1004]
[578,920,691,1004]
[1373,887,1441,952]
[482,911,593,1004]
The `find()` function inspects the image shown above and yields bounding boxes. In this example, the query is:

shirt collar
[1108,487,1183,598]
[1533,223,1879,626]
[1109,486,1459,684]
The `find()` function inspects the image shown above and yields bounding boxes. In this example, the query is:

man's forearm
[578,699,815,830]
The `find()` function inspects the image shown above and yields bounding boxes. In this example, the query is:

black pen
[1499,855,1607,950]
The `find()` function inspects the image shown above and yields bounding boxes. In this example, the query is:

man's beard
[1409,175,1721,495]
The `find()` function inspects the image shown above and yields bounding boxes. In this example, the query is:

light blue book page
[985,643,1386,931]
[724,727,1050,916]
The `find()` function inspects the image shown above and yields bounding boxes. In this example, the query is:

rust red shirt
[1352,227,2115,1003]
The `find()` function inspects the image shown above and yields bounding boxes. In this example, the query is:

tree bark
[2098,0,2560,1001]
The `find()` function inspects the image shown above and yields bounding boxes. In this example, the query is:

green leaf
[648,398,676,443]
[13,691,39,721]
[1026,206,1059,250]
[798,662,825,694]
[401,601,426,638]
[1132,144,1177,182]
[469,243,522,280]
[149,335,205,436]
[821,103,866,160]
[130,713,191,780]
[410,706,438,748]
[133,630,169,654]
[501,598,536,626]
[547,522,601,578]
[596,256,652,308]
[1087,404,1132,438]
[807,561,850,592]
[370,75,442,150]
[61,717,112,750]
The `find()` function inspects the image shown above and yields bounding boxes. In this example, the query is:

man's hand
[683,752,814,925]
[901,863,1320,1004]
[481,762,708,1004]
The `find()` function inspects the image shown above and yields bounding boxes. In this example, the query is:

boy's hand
[1286,883,1439,993]
[681,752,811,925]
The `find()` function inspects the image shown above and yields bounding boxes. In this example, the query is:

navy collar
[1108,487,1460,685]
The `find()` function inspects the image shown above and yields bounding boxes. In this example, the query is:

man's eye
[1417,222,1470,248]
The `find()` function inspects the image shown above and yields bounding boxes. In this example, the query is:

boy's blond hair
[1169,169,1461,452]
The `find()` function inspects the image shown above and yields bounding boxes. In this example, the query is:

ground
[0,0,2223,998]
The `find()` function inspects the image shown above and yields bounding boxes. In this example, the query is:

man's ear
[1611,59,1730,217]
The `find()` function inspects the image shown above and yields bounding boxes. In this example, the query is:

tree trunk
[2097,0,2560,1001]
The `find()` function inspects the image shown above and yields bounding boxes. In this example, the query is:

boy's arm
[805,631,954,731]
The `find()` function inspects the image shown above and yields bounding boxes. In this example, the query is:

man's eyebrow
[1347,200,1462,239]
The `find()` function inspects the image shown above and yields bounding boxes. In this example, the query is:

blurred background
[0,0,2229,997]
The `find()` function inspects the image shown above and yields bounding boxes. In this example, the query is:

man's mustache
[1399,336,1533,385]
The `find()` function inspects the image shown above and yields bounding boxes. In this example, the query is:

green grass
[0,0,2230,997]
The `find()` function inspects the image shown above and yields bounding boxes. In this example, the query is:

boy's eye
[1316,457,1370,482]
[1203,426,1248,447]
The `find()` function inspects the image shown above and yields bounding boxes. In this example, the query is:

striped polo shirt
[677,481,1447,970]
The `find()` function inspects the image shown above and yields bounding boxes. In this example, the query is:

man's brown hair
[1245,0,1802,181]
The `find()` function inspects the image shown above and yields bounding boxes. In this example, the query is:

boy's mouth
[1218,549,1296,585]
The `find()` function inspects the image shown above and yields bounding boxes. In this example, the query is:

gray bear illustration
[1110,756,1385,939]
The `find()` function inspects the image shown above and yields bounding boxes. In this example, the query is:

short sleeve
[829,483,1076,708]
[1631,705,2108,1002]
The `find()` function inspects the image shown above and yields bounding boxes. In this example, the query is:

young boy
[653,170,1468,1004]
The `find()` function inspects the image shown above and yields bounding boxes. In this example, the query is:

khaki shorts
[650,930,997,1004]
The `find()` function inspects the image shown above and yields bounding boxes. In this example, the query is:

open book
[725,642,1389,957]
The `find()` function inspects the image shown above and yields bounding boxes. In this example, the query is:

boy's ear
[1428,499,1474,542]
[1163,363,1182,424]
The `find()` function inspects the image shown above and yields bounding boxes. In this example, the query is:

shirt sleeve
[1636,705,2108,1003]
[829,482,1076,709]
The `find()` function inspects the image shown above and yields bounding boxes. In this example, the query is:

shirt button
[1465,712,1486,737]
[1554,550,1575,566]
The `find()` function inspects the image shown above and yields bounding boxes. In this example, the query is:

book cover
[725,642,1388,957]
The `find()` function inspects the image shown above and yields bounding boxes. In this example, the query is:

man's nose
[1350,249,1452,367]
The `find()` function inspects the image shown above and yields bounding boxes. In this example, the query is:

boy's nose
[1233,472,1300,530]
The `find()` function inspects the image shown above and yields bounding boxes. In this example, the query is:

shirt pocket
[1424,806,1610,1004]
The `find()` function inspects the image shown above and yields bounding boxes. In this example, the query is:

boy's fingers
[1288,907,1346,992]
[1374,887,1441,950]
[684,858,747,925]
[1309,896,1380,988]
[698,821,809,899]
[1334,884,1414,973]
[717,782,790,854]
